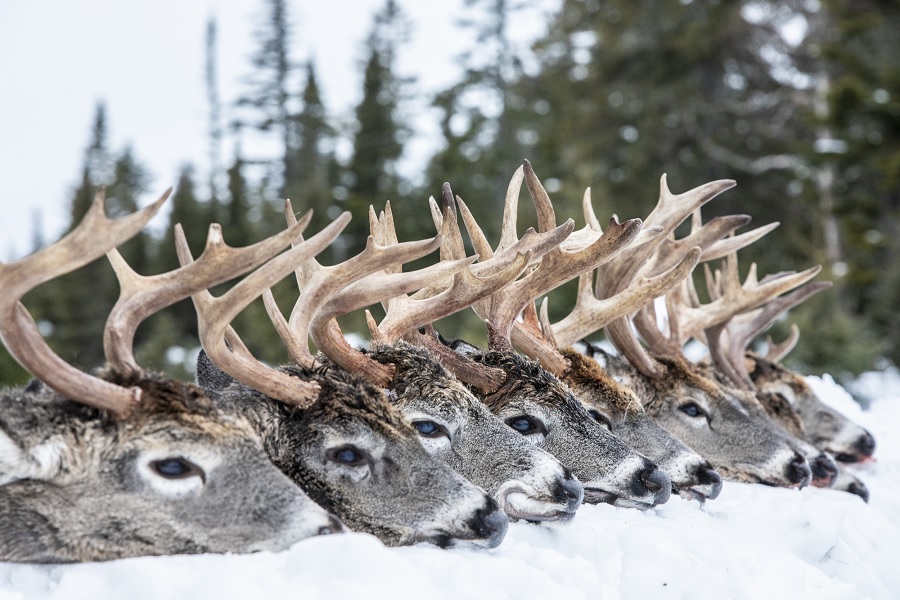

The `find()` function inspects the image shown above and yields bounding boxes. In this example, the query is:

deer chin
[498,490,576,522]
[582,487,656,510]
[673,486,709,503]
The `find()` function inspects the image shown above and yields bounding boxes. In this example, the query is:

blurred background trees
[3,0,897,386]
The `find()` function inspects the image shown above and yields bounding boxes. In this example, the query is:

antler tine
[726,280,831,359]
[570,186,663,255]
[104,212,312,374]
[701,221,780,263]
[766,324,800,363]
[595,175,736,300]
[0,187,171,419]
[489,163,644,349]
[705,281,824,391]
[643,214,750,278]
[606,316,668,378]
[672,250,823,342]
[179,216,350,408]
[497,165,526,253]
[712,281,831,386]
[281,201,444,368]
[551,247,702,347]
[313,190,530,387]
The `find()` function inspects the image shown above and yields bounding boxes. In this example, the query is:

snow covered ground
[2,371,899,600]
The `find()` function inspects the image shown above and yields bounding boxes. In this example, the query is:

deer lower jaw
[582,487,656,510]
[496,483,577,522]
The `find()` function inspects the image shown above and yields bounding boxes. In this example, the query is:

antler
[276,200,448,379]
[0,188,169,418]
[454,161,645,375]
[179,214,351,408]
[765,325,801,363]
[600,176,735,378]
[706,279,831,388]
[104,212,312,374]
[310,190,529,390]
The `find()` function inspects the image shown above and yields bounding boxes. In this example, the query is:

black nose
[317,515,344,536]
[786,453,812,487]
[552,473,585,511]
[469,498,509,548]
[639,466,672,505]
[846,480,870,503]
[854,431,876,458]
[695,465,723,500]
[810,453,839,486]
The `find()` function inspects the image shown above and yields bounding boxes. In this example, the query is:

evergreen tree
[235,0,298,198]
[284,62,338,244]
[344,0,413,255]
[425,0,530,238]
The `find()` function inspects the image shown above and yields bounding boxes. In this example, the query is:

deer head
[189,200,508,548]
[438,161,672,509]
[0,189,340,562]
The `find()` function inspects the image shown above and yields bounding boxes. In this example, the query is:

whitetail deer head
[309,190,585,522]
[592,177,820,489]
[524,182,724,502]
[189,201,508,548]
[438,161,672,509]
[0,189,340,562]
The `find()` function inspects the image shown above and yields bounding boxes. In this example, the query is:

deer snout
[846,480,870,503]
[687,464,723,501]
[786,453,812,488]
[550,470,584,517]
[809,453,839,488]
[853,431,876,460]
[317,515,345,536]
[637,466,671,506]
[467,497,509,548]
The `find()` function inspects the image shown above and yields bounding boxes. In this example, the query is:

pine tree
[344,0,413,256]
[284,62,338,244]
[235,0,298,199]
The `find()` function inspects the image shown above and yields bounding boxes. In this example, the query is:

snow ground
[2,371,899,600]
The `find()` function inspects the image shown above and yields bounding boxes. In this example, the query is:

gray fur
[566,347,722,501]
[198,354,507,548]
[448,344,671,509]
[602,351,812,488]
[364,342,582,521]
[0,372,339,563]
[748,353,876,463]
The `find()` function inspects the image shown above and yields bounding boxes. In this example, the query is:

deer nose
[551,472,585,512]
[809,453,839,487]
[639,466,671,505]
[847,480,870,503]
[695,465,723,500]
[786,453,812,488]
[469,498,509,548]
[317,515,345,536]
[854,431,876,458]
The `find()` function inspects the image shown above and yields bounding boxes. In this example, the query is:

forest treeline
[2,0,897,385]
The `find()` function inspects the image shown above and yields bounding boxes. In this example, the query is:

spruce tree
[344,0,412,256]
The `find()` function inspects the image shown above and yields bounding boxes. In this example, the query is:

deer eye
[328,445,368,467]
[506,416,545,435]
[150,458,205,482]
[679,403,706,418]
[412,420,446,438]
[588,409,613,430]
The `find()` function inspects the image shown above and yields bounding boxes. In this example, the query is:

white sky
[0,0,557,260]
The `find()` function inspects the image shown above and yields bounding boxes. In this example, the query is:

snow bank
[2,373,898,600]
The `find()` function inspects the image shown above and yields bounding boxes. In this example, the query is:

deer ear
[0,428,67,485]
[195,349,236,393]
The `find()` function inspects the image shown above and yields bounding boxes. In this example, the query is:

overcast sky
[0,0,556,261]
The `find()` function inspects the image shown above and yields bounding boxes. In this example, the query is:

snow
[2,372,899,600]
